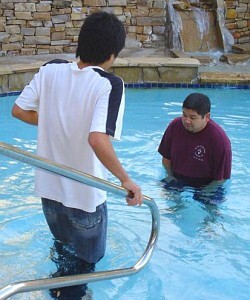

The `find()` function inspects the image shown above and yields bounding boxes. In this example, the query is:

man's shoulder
[208,119,231,144]
[165,117,183,136]
[170,117,182,127]
[172,116,182,122]
[208,120,229,136]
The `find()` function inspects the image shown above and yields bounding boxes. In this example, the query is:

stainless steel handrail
[0,142,160,300]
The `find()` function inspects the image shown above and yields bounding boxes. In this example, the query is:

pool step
[199,72,250,85]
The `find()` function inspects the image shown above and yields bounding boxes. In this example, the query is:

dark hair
[182,93,211,117]
[76,11,126,64]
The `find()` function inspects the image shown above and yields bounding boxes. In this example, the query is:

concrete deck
[0,48,250,93]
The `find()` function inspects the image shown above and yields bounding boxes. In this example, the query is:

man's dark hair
[76,11,126,65]
[182,93,211,117]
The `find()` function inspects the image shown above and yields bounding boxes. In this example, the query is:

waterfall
[216,0,234,52]
[192,7,210,43]
[168,1,215,52]
[167,0,234,53]
[168,0,184,50]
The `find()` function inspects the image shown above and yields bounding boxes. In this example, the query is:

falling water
[167,0,234,52]
[216,0,234,52]
[192,7,210,43]
[168,0,184,51]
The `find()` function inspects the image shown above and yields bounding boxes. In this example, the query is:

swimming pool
[0,88,250,299]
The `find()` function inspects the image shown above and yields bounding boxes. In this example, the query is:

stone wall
[0,0,249,57]
[0,0,166,56]
[224,0,250,45]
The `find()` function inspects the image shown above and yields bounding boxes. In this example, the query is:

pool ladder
[0,142,160,300]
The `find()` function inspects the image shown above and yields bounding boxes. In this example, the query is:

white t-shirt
[15,62,125,212]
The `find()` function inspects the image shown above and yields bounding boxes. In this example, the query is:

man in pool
[158,92,232,190]
[12,11,142,299]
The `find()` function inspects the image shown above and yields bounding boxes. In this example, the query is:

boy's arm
[12,104,38,126]
[88,131,142,206]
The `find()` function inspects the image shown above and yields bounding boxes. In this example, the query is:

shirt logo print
[193,145,205,161]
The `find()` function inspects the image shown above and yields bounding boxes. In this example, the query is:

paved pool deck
[0,48,249,93]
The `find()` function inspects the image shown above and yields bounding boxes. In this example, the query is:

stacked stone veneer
[0,0,167,56]
[0,0,249,57]
[224,0,250,44]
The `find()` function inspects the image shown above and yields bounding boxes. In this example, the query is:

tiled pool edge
[1,81,249,98]
[124,82,250,89]
[0,91,21,97]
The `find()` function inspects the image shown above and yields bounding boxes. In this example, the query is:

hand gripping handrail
[0,142,160,300]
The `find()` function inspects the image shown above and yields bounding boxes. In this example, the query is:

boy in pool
[12,11,142,299]
[158,93,232,196]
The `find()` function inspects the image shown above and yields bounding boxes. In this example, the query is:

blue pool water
[0,88,250,299]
